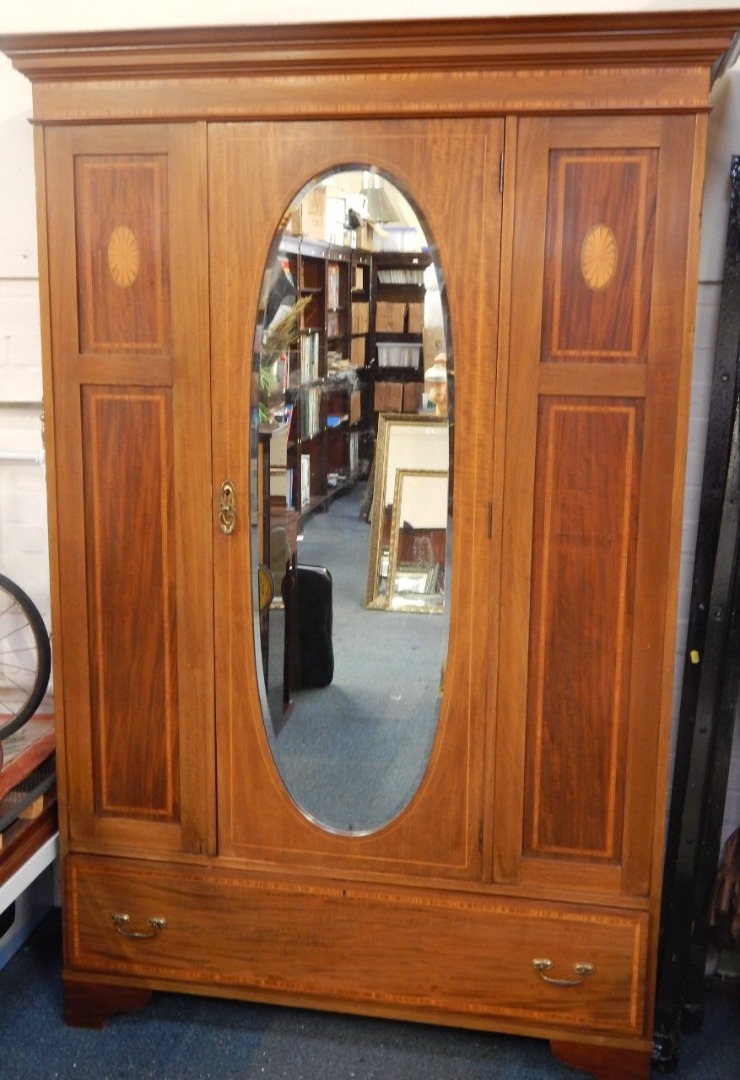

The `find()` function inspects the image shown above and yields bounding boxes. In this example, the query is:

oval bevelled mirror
[251,168,452,835]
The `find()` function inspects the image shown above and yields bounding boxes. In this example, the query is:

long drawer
[66,856,649,1037]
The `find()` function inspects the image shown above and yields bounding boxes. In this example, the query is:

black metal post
[653,155,740,1069]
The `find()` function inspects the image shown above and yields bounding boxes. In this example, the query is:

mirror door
[210,118,504,879]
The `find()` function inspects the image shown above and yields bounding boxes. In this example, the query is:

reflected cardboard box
[375,301,406,333]
[402,382,423,413]
[374,382,403,412]
[351,336,367,368]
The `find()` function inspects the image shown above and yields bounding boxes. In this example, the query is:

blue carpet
[262,486,447,834]
[1,910,738,1079]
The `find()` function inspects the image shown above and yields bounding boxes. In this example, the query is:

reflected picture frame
[365,413,449,609]
[387,468,448,613]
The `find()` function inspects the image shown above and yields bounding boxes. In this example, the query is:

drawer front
[67,858,648,1037]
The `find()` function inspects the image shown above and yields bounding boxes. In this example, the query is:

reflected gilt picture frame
[365,413,449,609]
[386,468,448,613]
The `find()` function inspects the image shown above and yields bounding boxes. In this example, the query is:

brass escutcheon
[218,479,237,535]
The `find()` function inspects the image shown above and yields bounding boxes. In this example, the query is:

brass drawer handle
[111,912,167,939]
[532,957,595,987]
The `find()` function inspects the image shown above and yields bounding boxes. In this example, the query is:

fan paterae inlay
[581,223,617,291]
[107,225,140,287]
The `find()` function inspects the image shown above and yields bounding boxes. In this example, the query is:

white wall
[4,0,740,35]
[0,1,738,848]
[683,63,740,850]
[0,76,48,638]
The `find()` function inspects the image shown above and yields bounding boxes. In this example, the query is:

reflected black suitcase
[296,564,334,689]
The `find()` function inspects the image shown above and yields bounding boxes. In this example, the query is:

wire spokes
[0,574,51,740]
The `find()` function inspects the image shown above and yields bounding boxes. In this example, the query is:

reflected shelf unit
[369,250,432,418]
[275,236,370,516]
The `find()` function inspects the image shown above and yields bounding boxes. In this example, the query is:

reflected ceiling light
[361,172,399,225]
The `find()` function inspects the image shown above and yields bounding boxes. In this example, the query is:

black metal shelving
[653,154,740,1069]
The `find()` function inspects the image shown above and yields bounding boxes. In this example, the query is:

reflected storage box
[290,186,326,240]
[407,303,424,334]
[375,301,406,333]
[402,382,423,412]
[377,342,422,369]
[374,382,403,412]
[352,302,370,334]
[351,336,367,368]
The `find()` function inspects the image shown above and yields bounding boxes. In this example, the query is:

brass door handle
[218,479,237,535]
[531,958,595,987]
[111,912,167,939]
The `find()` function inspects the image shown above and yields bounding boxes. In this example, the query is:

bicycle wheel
[0,573,52,742]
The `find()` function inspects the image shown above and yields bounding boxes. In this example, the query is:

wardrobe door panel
[210,118,503,879]
[44,125,215,856]
[495,114,700,897]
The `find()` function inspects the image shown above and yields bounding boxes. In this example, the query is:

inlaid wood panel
[542,149,657,364]
[75,155,171,354]
[82,387,180,821]
[523,398,642,861]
